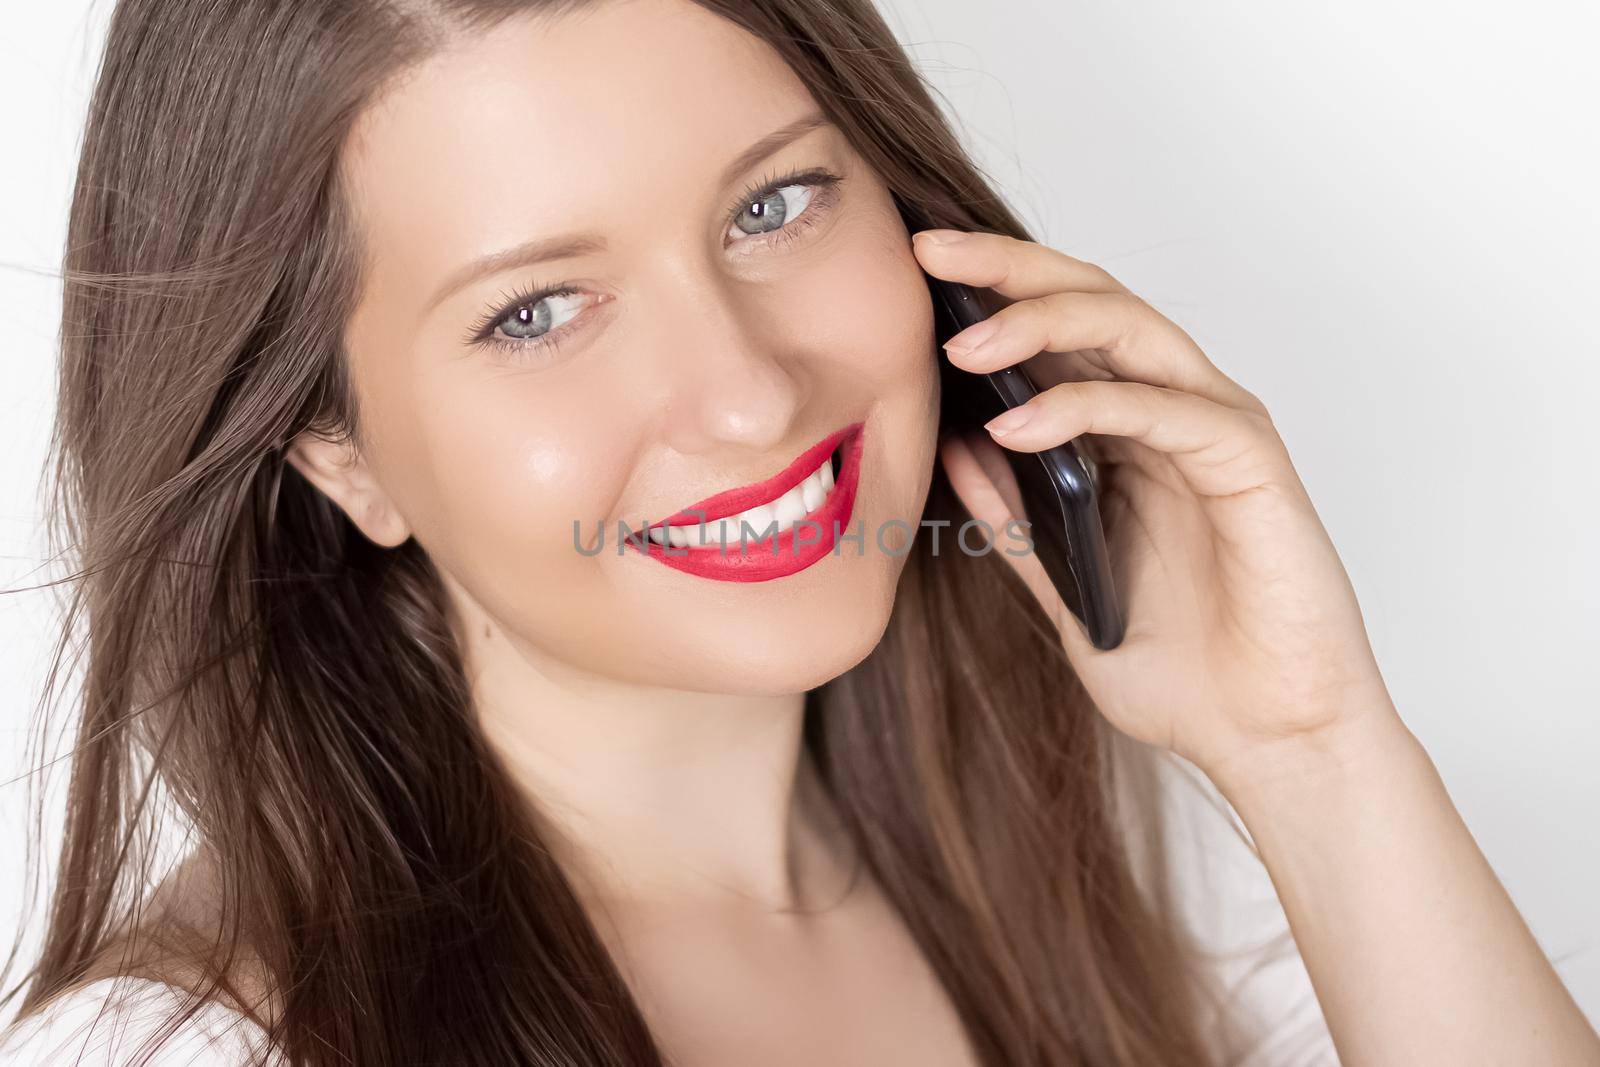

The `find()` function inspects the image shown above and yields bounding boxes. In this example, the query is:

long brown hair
[2,0,1244,1062]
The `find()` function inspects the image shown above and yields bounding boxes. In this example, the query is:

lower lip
[625,423,865,582]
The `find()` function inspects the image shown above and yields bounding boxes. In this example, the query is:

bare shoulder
[1,848,283,1065]
[0,976,281,1066]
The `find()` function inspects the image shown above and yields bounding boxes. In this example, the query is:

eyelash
[464,166,846,362]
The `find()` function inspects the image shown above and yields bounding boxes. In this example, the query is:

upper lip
[648,422,860,528]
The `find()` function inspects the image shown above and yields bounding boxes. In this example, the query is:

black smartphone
[898,200,1125,651]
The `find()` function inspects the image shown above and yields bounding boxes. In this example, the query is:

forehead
[340,0,823,285]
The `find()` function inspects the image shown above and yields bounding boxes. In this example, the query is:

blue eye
[721,165,844,250]
[489,286,586,342]
[467,166,845,364]
[730,184,811,237]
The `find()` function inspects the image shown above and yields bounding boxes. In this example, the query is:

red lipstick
[623,421,866,582]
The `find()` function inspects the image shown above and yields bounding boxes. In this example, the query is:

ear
[285,426,412,548]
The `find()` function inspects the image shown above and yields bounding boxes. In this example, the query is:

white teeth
[740,503,775,538]
[773,482,808,526]
[654,447,841,549]
[692,520,735,547]
[800,476,824,512]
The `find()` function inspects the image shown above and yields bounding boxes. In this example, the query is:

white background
[3,0,1597,1032]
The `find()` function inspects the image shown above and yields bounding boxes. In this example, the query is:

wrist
[1199,699,1427,818]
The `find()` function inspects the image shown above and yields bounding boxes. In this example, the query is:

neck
[465,625,854,914]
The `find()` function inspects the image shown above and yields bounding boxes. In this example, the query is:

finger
[913,229,1268,417]
[942,288,1267,416]
[983,379,1295,501]
[936,431,1071,632]
[913,228,1130,299]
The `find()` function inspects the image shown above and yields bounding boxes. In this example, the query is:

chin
[622,559,905,697]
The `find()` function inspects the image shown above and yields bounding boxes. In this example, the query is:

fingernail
[916,229,969,246]
[985,405,1033,436]
[943,318,997,357]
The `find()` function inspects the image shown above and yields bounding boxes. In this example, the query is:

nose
[645,269,808,458]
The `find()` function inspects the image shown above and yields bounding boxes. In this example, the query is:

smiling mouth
[640,423,858,550]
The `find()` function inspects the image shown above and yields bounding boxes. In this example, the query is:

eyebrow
[425,109,835,312]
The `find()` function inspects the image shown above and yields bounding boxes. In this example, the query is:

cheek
[369,366,634,594]
[854,272,932,369]
[796,218,937,390]
[803,226,941,513]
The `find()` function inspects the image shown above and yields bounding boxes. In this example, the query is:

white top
[0,976,281,1066]
[0,753,1339,1065]
[1150,749,1342,1065]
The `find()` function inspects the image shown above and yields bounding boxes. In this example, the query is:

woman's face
[309,0,939,695]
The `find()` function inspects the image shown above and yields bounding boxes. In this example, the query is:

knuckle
[991,240,1024,286]
[1103,291,1144,347]
[1041,241,1127,292]
[989,298,1030,337]
[1141,381,1178,416]
[1085,261,1127,292]
[1081,377,1120,403]
[1040,289,1088,328]
[1239,388,1273,419]
[1038,378,1076,405]
[1240,406,1277,440]
[1043,378,1095,411]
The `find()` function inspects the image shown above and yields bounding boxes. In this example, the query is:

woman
[1,0,1594,1063]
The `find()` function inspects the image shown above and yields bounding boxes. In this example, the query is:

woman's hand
[914,227,1400,782]
[915,228,1600,1066]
